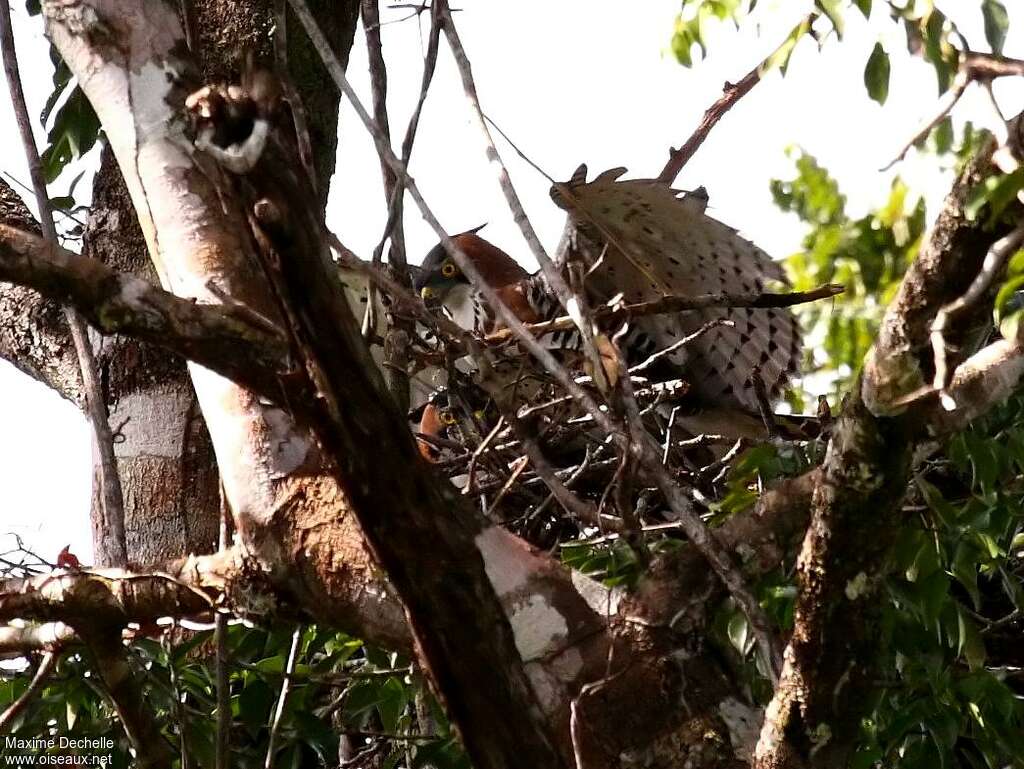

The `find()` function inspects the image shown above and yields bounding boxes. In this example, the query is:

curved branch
[0,224,290,399]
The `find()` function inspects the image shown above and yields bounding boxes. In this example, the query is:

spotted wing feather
[550,166,801,411]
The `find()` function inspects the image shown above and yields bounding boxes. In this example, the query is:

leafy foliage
[771,131,1024,767]
[670,1,1010,114]
[859,394,1024,769]
[0,626,467,769]
[773,149,926,395]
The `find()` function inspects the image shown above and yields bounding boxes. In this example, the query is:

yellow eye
[441,261,458,278]
[440,410,458,426]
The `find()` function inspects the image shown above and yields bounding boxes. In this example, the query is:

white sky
[1,0,1022,563]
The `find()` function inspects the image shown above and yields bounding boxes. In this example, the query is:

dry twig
[0,651,58,731]
[658,12,817,184]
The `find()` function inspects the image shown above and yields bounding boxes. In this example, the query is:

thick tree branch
[0,224,290,399]
[927,338,1024,432]
[0,621,76,657]
[864,138,1012,416]
[0,179,80,401]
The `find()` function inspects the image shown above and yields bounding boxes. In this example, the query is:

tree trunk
[76,0,359,565]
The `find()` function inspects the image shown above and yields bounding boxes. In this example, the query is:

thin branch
[882,70,969,171]
[657,13,816,184]
[360,0,394,343]
[485,283,844,345]
[164,626,192,769]
[882,51,1024,171]
[0,4,127,568]
[362,0,401,249]
[437,0,610,387]
[0,651,58,731]
[362,0,435,411]
[370,0,441,269]
[483,113,555,183]
[215,489,231,769]
[179,0,197,52]
[273,0,318,197]
[931,224,1024,403]
[265,626,302,769]
[629,319,733,375]
[435,2,551,278]
[963,51,1024,78]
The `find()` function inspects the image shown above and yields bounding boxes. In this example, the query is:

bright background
[1,1,1022,562]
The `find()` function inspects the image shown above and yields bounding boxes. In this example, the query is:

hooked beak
[420,285,437,301]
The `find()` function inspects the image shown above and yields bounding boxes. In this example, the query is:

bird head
[414,226,528,304]
[415,239,470,304]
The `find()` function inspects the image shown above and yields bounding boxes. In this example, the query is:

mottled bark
[76,0,358,566]
[84,150,220,565]
[0,178,79,400]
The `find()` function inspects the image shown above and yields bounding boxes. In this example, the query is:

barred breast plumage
[550,165,801,412]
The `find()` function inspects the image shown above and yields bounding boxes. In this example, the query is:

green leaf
[923,10,956,93]
[254,654,286,675]
[864,42,891,105]
[982,0,1010,55]
[727,611,751,655]
[965,169,1024,223]
[916,477,957,531]
[40,59,72,127]
[953,541,982,611]
[376,677,410,733]
[48,195,75,211]
[957,608,986,669]
[762,16,811,76]
[930,116,954,155]
[671,16,704,67]
[237,678,273,732]
[40,86,100,183]
[815,0,845,39]
[853,0,871,18]
[918,569,950,627]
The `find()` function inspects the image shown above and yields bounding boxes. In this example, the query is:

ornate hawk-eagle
[412,165,802,436]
